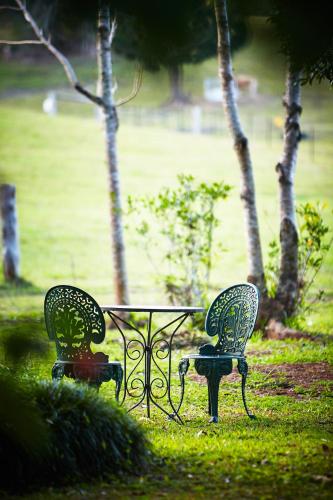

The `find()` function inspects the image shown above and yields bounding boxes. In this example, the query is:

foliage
[0,329,150,492]
[35,381,150,477]
[270,0,333,85]
[0,371,49,492]
[265,202,332,315]
[0,377,151,491]
[113,0,249,71]
[127,175,231,308]
[2,329,332,498]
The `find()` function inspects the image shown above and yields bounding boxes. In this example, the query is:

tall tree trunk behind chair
[276,66,302,315]
[0,184,20,282]
[97,1,129,304]
[214,0,266,295]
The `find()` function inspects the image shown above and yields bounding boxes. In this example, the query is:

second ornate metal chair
[179,283,259,423]
[44,285,123,400]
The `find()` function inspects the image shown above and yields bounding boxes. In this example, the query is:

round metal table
[101,305,205,424]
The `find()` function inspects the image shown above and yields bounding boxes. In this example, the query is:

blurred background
[0,9,332,331]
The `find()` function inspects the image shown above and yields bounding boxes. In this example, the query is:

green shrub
[265,202,332,315]
[127,174,231,309]
[0,378,151,492]
[0,372,49,491]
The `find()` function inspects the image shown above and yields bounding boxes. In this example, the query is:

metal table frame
[101,305,204,424]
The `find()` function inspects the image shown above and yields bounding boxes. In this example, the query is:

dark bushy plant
[0,379,150,492]
[0,372,49,491]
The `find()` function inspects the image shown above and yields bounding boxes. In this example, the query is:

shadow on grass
[0,278,42,297]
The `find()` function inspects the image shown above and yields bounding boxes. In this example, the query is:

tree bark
[167,64,191,104]
[214,0,266,295]
[97,1,129,304]
[276,65,302,315]
[0,184,20,281]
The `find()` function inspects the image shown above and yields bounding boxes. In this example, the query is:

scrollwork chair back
[44,285,123,397]
[44,284,106,363]
[205,283,259,355]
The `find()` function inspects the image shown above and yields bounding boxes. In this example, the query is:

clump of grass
[0,378,151,492]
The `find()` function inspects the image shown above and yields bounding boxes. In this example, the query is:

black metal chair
[179,283,260,423]
[44,285,123,399]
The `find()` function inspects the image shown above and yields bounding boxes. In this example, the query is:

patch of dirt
[188,362,333,398]
[246,349,273,356]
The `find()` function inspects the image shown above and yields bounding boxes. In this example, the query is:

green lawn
[0,97,332,498]
[0,101,332,330]
[1,319,332,499]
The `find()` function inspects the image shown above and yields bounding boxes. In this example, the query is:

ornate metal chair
[179,283,259,423]
[44,285,123,399]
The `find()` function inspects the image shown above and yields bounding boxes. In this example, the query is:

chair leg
[89,381,102,391]
[237,359,255,419]
[195,358,232,423]
[206,369,223,423]
[114,365,123,402]
[52,362,65,381]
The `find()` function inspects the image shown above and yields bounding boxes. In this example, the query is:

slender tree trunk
[0,184,20,281]
[97,1,129,304]
[167,64,190,104]
[214,0,266,294]
[276,65,302,315]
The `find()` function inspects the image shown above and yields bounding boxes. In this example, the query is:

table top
[101,304,205,313]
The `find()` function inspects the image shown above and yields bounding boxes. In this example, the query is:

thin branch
[109,18,117,45]
[115,64,143,107]
[0,39,43,44]
[0,5,20,10]
[112,79,118,95]
[6,0,104,106]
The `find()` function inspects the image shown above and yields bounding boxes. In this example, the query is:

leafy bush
[0,378,150,492]
[0,371,49,491]
[265,202,332,315]
[127,174,231,308]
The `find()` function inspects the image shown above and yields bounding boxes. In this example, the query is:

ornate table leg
[237,358,255,419]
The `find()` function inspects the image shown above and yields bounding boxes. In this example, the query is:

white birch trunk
[97,1,129,304]
[276,66,302,314]
[0,184,20,281]
[214,0,266,293]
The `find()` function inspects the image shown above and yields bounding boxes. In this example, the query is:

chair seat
[182,353,245,360]
[56,360,122,365]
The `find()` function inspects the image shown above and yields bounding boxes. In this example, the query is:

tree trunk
[275,66,302,316]
[213,0,266,295]
[0,184,20,281]
[167,65,191,104]
[97,1,129,304]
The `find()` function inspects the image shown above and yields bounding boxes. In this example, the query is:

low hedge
[0,377,151,491]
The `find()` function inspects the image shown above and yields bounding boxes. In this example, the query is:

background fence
[42,90,332,162]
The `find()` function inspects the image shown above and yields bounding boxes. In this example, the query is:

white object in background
[204,78,223,103]
[192,106,202,134]
[42,91,57,116]
[94,105,104,121]
[204,77,241,102]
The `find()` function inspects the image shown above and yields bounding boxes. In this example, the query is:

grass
[1,325,332,499]
[0,103,332,330]
[0,16,332,498]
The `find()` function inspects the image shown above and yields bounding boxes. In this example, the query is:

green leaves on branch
[127,175,231,308]
[266,202,332,315]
